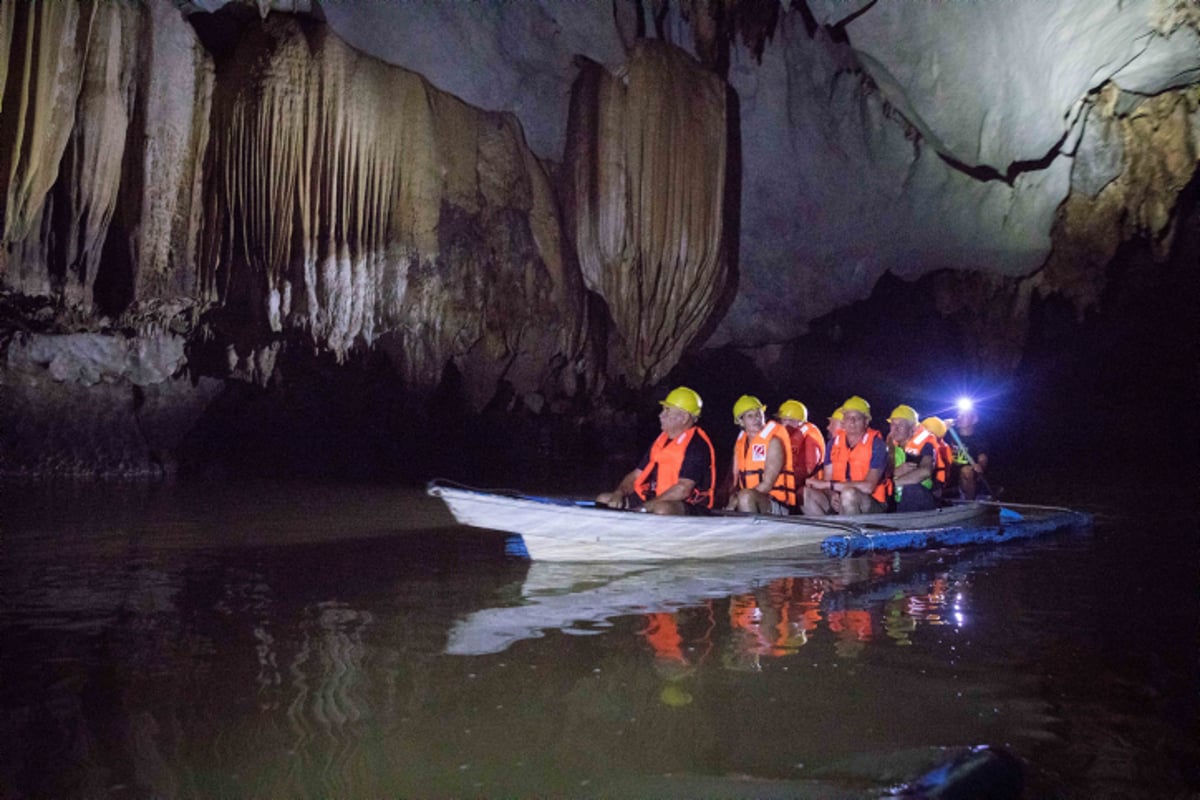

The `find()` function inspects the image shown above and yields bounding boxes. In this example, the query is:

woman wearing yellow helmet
[728,395,795,514]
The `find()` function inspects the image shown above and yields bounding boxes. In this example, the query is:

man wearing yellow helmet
[887,405,939,512]
[920,416,954,498]
[596,386,716,515]
[803,395,888,516]
[727,395,795,515]
[776,400,825,494]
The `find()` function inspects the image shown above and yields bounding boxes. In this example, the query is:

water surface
[2,480,1195,798]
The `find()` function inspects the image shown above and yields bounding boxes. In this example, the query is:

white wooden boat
[427,481,995,562]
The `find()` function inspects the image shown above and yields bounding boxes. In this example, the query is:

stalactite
[0,0,155,311]
[201,16,584,401]
[45,1,138,309]
[0,2,84,246]
[564,40,728,387]
[117,0,213,307]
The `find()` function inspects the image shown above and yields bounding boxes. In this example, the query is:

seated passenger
[887,405,938,512]
[920,416,953,500]
[597,386,716,515]
[803,396,887,516]
[727,395,795,515]
[826,407,844,441]
[948,408,991,500]
[776,400,826,493]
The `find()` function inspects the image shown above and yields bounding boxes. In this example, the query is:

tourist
[919,416,953,500]
[887,405,938,512]
[803,395,888,515]
[826,407,844,441]
[776,399,826,494]
[727,395,794,515]
[949,405,991,500]
[597,386,716,515]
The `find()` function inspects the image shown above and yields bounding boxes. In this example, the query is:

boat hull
[428,484,993,562]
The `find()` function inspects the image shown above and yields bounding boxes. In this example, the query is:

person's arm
[811,457,833,490]
[755,438,785,496]
[805,439,824,478]
[895,442,934,486]
[653,477,697,504]
[602,468,641,508]
[895,455,933,486]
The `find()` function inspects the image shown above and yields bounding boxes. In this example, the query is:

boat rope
[976,499,1077,514]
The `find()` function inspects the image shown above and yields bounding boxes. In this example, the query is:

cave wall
[1,0,1198,478]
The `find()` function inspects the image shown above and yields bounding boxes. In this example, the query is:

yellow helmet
[921,416,947,438]
[828,407,845,421]
[887,404,918,424]
[660,386,702,417]
[732,394,766,423]
[777,399,808,422]
[841,396,870,416]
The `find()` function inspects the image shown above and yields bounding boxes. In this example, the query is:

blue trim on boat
[504,535,531,558]
[821,508,1093,557]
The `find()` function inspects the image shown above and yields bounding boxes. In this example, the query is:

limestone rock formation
[1045,84,1200,315]
[1,327,222,477]
[563,41,730,386]
[1,0,1198,478]
[199,14,587,408]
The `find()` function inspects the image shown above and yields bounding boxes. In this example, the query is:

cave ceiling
[319,0,1200,348]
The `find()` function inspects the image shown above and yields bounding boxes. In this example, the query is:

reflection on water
[1,481,1196,798]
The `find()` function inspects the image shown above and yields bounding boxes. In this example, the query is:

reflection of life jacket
[827,609,873,641]
[734,421,796,506]
[827,428,887,503]
[634,426,716,508]
[640,613,686,663]
[729,593,799,656]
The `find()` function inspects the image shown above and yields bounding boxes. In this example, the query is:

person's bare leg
[804,486,833,516]
[736,489,774,514]
[645,499,687,515]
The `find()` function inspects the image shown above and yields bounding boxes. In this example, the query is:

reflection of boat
[446,526,1091,657]
[446,558,835,655]
[427,482,994,561]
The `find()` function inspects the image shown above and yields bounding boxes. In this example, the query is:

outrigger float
[427,481,1092,562]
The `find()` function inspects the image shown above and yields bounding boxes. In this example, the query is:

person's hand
[605,494,624,509]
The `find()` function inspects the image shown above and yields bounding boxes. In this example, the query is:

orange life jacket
[932,437,953,489]
[787,421,826,484]
[734,421,796,506]
[827,428,887,503]
[901,428,936,490]
[634,426,716,508]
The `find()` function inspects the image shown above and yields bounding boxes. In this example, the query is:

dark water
[1,480,1196,799]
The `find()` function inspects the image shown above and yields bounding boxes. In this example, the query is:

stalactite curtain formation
[201,16,583,398]
[1,3,85,258]
[565,40,729,387]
